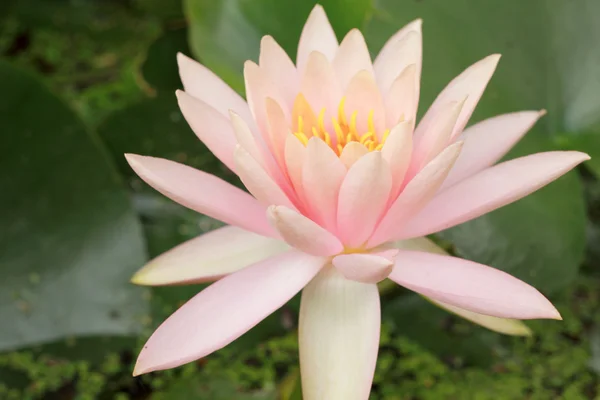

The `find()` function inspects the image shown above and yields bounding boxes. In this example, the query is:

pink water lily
[127,5,588,398]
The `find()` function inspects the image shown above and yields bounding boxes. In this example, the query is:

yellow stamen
[295,132,309,145]
[367,110,375,134]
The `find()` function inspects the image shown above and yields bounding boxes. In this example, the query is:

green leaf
[184,0,373,92]
[142,27,190,93]
[0,61,148,351]
[365,0,593,293]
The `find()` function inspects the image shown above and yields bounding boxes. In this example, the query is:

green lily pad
[0,61,148,351]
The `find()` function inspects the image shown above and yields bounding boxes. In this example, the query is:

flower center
[292,94,390,155]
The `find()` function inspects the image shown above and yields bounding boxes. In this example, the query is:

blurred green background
[1,0,600,398]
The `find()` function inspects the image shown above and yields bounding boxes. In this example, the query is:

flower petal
[299,267,380,400]
[131,226,288,286]
[301,51,342,119]
[415,54,500,142]
[176,90,237,172]
[259,36,298,107]
[376,29,421,97]
[334,29,374,90]
[234,145,297,210]
[443,110,546,189]
[125,154,275,237]
[374,19,422,92]
[177,53,254,124]
[302,137,347,231]
[265,98,292,170]
[384,64,418,128]
[368,141,463,247]
[284,133,307,197]
[399,151,590,238]
[134,250,326,375]
[332,252,395,284]
[268,206,343,257]
[429,298,533,336]
[381,120,413,197]
[339,142,369,168]
[337,152,392,247]
[244,61,288,133]
[297,5,338,72]
[344,70,386,135]
[389,250,561,319]
[394,237,532,336]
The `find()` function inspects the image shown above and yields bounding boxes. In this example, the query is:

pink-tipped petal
[411,99,465,171]
[394,237,532,335]
[374,19,422,88]
[176,53,254,125]
[344,70,386,135]
[134,250,326,375]
[368,141,463,247]
[334,29,374,90]
[301,51,343,119]
[375,26,422,96]
[234,146,297,210]
[389,250,561,320]
[384,64,418,128]
[300,267,380,400]
[399,151,590,239]
[338,152,392,247]
[339,142,369,168]
[381,120,413,197]
[176,90,237,172]
[259,36,299,107]
[302,137,347,231]
[443,110,546,189]
[415,54,501,141]
[268,206,343,257]
[244,61,288,133]
[332,252,395,284]
[297,5,338,72]
[131,226,288,286]
[125,154,275,237]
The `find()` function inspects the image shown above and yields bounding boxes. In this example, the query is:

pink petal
[333,29,374,90]
[384,64,418,128]
[374,19,422,92]
[267,206,343,256]
[415,54,501,142]
[337,152,392,247]
[234,146,297,210]
[259,36,299,108]
[399,151,590,239]
[301,51,342,120]
[300,267,380,400]
[284,134,308,199]
[176,53,254,125]
[381,120,413,197]
[443,110,546,189]
[297,5,338,72]
[389,250,561,319]
[411,99,465,172]
[265,98,292,171]
[125,154,275,237]
[302,137,347,231]
[332,252,396,284]
[131,226,288,286]
[344,70,386,135]
[368,141,463,247]
[339,142,369,169]
[134,250,326,375]
[244,61,288,133]
[176,90,237,172]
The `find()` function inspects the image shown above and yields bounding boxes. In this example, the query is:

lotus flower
[127,5,588,398]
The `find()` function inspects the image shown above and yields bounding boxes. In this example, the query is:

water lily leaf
[0,61,148,351]
[366,0,593,294]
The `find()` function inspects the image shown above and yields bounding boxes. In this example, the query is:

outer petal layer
[125,154,275,237]
[389,250,561,320]
[398,151,590,238]
[131,226,289,286]
[134,250,326,375]
[300,267,380,400]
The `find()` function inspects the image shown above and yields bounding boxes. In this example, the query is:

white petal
[332,252,395,284]
[297,5,338,72]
